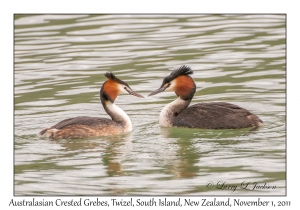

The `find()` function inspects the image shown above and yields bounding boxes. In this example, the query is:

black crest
[163,65,193,84]
[104,72,128,86]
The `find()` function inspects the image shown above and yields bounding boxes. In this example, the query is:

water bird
[148,65,263,129]
[40,73,144,139]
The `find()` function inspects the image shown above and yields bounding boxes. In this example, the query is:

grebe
[40,73,144,139]
[148,65,263,129]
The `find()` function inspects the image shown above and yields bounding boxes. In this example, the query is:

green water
[14,14,285,195]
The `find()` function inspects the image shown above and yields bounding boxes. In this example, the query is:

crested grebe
[148,65,263,129]
[40,73,144,139]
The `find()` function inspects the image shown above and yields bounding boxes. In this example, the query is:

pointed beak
[126,88,144,98]
[148,86,167,96]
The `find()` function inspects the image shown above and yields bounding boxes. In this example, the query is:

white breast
[159,106,172,127]
[159,97,188,127]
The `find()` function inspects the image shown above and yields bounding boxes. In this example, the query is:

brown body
[172,102,263,129]
[40,117,126,139]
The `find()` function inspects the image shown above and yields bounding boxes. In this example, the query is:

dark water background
[14,14,286,195]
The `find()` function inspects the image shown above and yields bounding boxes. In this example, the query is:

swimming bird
[148,65,263,129]
[40,73,144,139]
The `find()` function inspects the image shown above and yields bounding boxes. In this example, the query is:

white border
[2,0,297,209]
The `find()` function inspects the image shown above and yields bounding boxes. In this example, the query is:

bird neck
[159,97,191,127]
[100,92,132,131]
